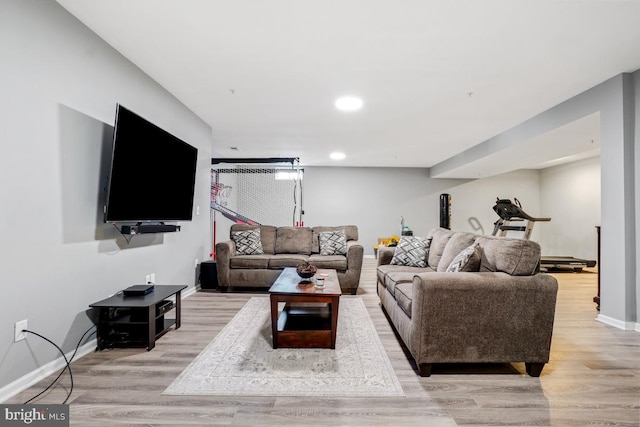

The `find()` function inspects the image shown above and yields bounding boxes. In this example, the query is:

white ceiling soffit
[431,113,601,179]
[54,0,639,172]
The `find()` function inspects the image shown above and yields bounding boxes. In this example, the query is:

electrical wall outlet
[145,274,151,283]
[194,258,199,268]
[150,273,155,283]
[14,319,27,342]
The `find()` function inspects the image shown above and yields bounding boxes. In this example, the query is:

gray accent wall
[0,1,212,391]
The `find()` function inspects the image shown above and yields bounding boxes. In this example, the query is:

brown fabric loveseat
[216,224,364,294]
[377,227,558,377]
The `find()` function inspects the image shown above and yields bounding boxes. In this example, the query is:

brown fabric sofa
[377,227,558,377]
[216,224,364,294]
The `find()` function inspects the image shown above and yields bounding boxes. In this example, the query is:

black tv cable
[22,325,96,405]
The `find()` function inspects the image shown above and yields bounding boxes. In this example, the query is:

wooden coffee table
[269,267,341,349]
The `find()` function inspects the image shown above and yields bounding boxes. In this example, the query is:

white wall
[540,157,601,260]
[445,169,542,240]
[302,167,454,254]
[300,167,541,255]
[0,0,212,391]
[299,164,597,263]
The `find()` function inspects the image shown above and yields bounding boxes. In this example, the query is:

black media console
[90,285,186,351]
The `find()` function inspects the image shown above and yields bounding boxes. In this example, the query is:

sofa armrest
[215,240,236,288]
[328,240,365,294]
[409,272,558,364]
[346,240,364,269]
[377,246,395,266]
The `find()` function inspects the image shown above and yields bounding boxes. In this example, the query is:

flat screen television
[104,104,198,223]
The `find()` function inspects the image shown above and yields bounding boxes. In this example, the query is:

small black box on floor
[200,261,218,289]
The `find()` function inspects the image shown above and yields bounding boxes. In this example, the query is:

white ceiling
[55,0,640,176]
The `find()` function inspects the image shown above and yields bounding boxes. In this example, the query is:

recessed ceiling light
[330,152,346,160]
[335,96,363,112]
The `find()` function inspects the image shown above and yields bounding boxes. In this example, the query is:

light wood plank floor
[7,259,640,426]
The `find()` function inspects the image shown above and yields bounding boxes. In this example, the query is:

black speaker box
[120,224,180,235]
[200,261,218,289]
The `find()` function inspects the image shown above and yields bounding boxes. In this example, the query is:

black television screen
[104,104,198,223]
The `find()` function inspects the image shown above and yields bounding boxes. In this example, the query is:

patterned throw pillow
[390,236,432,268]
[231,228,264,255]
[319,230,347,256]
[446,243,481,272]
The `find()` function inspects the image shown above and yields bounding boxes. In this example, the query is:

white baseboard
[182,285,197,298]
[0,339,97,403]
[596,314,639,332]
[0,286,197,403]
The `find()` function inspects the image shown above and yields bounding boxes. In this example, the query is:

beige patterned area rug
[163,297,404,397]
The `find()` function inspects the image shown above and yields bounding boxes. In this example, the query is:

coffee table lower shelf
[275,303,333,348]
[268,268,341,350]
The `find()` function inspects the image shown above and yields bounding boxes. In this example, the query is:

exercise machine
[492,197,550,240]
[491,198,596,272]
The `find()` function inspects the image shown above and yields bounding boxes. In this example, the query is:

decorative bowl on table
[296,263,317,280]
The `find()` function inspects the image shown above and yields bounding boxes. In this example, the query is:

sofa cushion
[268,254,310,269]
[275,227,312,255]
[229,255,270,269]
[475,236,541,276]
[319,230,347,255]
[230,224,276,254]
[427,228,456,268]
[308,254,348,271]
[312,225,358,253]
[395,283,413,318]
[377,264,433,294]
[231,228,264,255]
[258,225,277,254]
[390,236,432,268]
[378,264,432,277]
[384,271,418,296]
[446,242,482,272]
[437,232,479,272]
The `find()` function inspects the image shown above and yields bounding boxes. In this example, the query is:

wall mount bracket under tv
[104,104,198,235]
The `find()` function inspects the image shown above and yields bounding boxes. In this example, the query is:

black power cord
[22,325,96,405]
